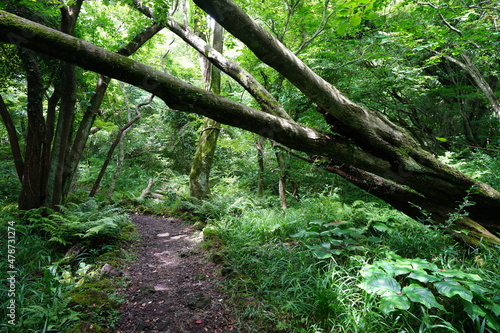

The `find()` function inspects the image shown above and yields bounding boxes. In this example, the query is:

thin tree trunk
[107,84,134,201]
[0,94,23,179]
[442,53,500,121]
[256,136,265,196]
[89,95,152,197]
[275,149,288,209]
[64,23,163,198]
[107,139,125,201]
[189,18,223,199]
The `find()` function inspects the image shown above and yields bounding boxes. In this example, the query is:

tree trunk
[442,53,500,121]
[64,23,163,198]
[275,148,288,209]
[189,17,223,199]
[256,136,265,197]
[0,94,23,179]
[44,0,83,208]
[1,10,499,244]
[90,95,152,197]
[17,49,45,210]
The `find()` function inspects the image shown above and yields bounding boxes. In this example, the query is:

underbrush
[201,193,500,333]
[0,199,137,332]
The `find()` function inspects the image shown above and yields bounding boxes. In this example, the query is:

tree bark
[0,93,23,179]
[192,0,500,240]
[1,10,499,244]
[17,49,45,210]
[256,136,265,197]
[190,15,223,199]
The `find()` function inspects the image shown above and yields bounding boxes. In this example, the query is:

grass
[200,192,500,333]
[0,200,137,332]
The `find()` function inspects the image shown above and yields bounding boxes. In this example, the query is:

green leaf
[435,137,448,142]
[463,301,487,320]
[311,246,332,259]
[403,284,445,310]
[373,223,392,233]
[434,281,473,302]
[485,312,500,331]
[379,291,410,314]
[365,11,379,20]
[437,270,482,281]
[337,21,349,35]
[291,230,319,238]
[408,271,440,283]
[358,273,402,295]
[482,301,500,316]
[350,14,362,26]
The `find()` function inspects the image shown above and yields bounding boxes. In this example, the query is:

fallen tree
[0,9,499,245]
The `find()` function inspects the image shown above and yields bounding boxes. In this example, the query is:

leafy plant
[291,219,380,259]
[358,253,500,332]
[23,198,130,247]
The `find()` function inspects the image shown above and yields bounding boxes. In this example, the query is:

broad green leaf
[312,246,332,259]
[337,21,349,35]
[350,14,362,26]
[402,284,445,310]
[485,312,500,331]
[463,300,487,320]
[373,223,392,232]
[379,291,410,314]
[409,258,434,271]
[359,265,385,277]
[434,281,473,302]
[437,270,482,281]
[485,302,500,316]
[367,236,382,243]
[365,11,379,20]
[358,273,401,295]
[408,271,440,283]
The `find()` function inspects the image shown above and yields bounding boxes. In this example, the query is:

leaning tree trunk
[1,10,499,245]
[189,17,223,199]
[192,0,500,243]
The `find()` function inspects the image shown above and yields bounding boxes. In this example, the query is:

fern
[25,199,130,247]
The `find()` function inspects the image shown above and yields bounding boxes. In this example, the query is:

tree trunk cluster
[0,2,499,245]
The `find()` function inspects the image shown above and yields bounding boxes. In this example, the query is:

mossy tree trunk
[1,10,500,245]
[189,16,223,199]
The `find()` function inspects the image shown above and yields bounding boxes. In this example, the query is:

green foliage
[0,200,133,332]
[359,253,500,332]
[198,188,500,332]
[23,199,129,247]
[291,219,380,259]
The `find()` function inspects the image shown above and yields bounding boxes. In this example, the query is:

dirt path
[116,214,238,332]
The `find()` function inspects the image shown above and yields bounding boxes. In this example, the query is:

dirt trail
[116,214,238,332]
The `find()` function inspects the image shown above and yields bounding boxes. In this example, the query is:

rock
[100,263,122,277]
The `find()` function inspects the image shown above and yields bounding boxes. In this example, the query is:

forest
[0,0,500,332]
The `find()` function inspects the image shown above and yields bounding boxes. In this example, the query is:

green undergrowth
[0,199,137,332]
[200,193,500,333]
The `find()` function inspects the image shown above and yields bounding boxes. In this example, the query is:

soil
[115,214,240,333]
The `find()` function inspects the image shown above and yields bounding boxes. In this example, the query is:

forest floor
[115,214,240,332]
